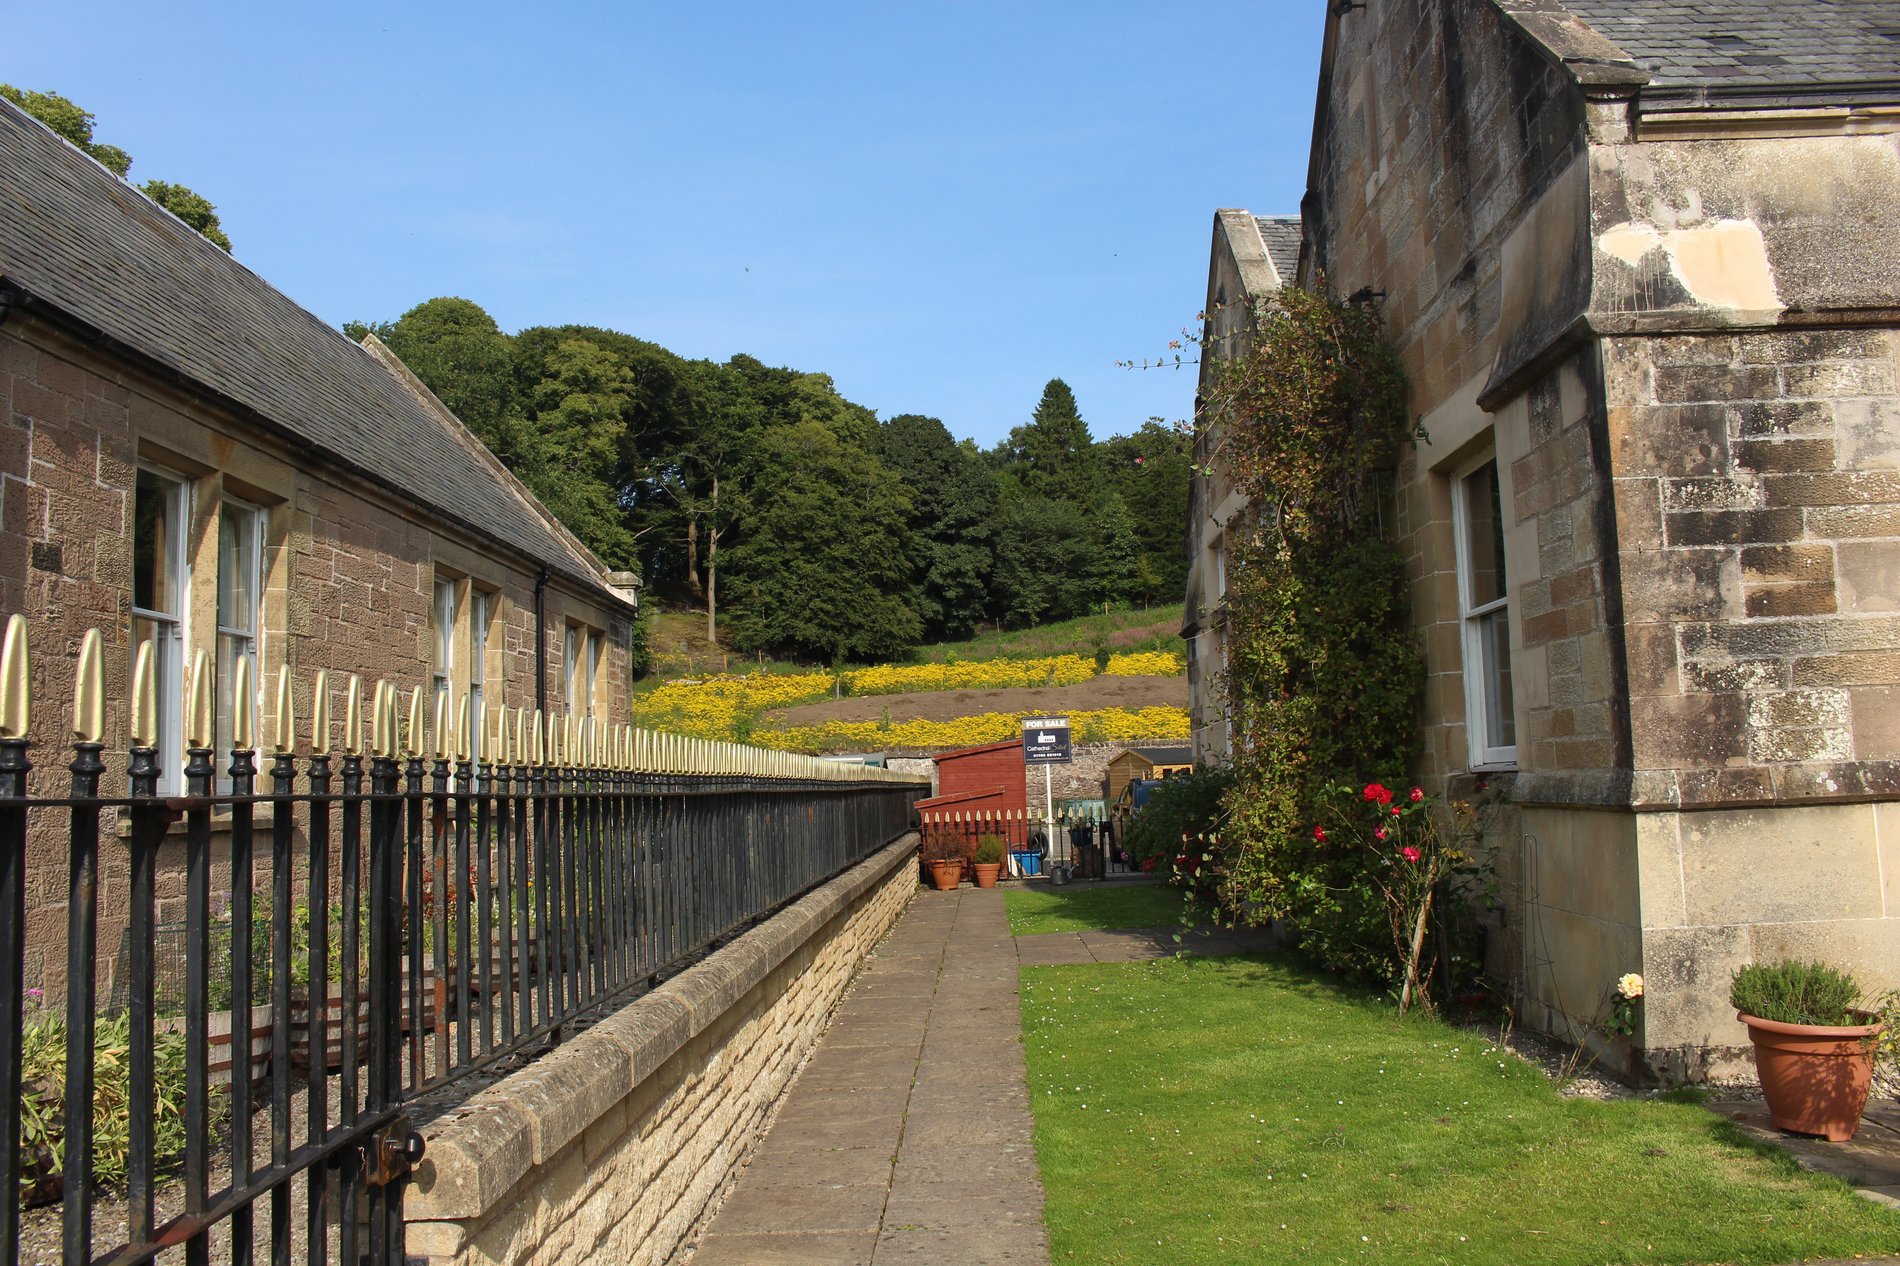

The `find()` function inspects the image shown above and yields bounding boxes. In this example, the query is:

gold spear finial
[232,654,255,752]
[342,674,361,756]
[130,640,157,748]
[490,702,507,764]
[513,705,527,767]
[433,688,451,761]
[371,680,393,758]
[404,688,422,759]
[311,671,332,756]
[455,695,471,762]
[273,665,295,755]
[73,628,103,744]
[531,709,545,767]
[0,613,29,740]
[187,648,211,749]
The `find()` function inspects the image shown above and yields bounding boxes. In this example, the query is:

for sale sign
[1021,717,1072,765]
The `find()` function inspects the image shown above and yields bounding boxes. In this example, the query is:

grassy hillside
[910,604,1185,663]
[639,602,1186,686]
[630,603,1191,752]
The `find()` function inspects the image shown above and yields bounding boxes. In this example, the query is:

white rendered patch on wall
[1597,218,1784,316]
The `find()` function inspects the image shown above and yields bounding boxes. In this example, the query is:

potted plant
[1730,960,1894,1142]
[921,834,965,891]
[971,834,1007,889]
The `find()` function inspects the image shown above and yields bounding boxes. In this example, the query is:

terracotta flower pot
[971,862,1002,889]
[1738,1010,1884,1142]
[929,859,963,891]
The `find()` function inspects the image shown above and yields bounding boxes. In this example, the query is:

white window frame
[468,590,493,754]
[215,497,265,792]
[563,625,581,718]
[132,465,189,793]
[585,629,602,719]
[433,576,458,723]
[1452,453,1518,770]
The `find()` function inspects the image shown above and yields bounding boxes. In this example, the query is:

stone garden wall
[403,834,920,1265]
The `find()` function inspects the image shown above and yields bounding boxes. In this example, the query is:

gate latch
[366,1122,426,1188]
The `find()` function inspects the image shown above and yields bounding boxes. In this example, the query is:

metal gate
[0,622,924,1265]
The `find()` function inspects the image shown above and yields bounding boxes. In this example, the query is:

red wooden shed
[916,739,1031,848]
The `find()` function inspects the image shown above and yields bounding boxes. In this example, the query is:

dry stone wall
[403,835,919,1266]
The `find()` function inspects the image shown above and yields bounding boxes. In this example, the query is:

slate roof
[1253,215,1303,287]
[1127,745,1193,765]
[0,100,625,601]
[1560,0,1900,105]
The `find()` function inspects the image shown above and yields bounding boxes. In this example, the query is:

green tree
[139,180,231,252]
[3,86,231,251]
[999,379,1095,504]
[990,490,1093,627]
[521,338,639,567]
[722,421,921,661]
[370,298,525,461]
[1087,491,1139,607]
[1099,419,1194,602]
[1,85,130,175]
[876,414,999,640]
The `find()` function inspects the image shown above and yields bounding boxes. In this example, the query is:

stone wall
[404,835,919,1266]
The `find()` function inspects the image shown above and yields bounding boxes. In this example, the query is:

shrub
[974,834,1007,865]
[18,998,220,1201]
[1731,961,1865,1026]
[1200,283,1428,988]
[1123,764,1233,878]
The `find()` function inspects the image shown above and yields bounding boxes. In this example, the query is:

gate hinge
[365,1120,426,1188]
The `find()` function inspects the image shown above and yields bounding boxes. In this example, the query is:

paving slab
[1710,1097,1900,1212]
[688,888,1049,1265]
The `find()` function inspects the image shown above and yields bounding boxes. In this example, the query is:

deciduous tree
[722,421,921,661]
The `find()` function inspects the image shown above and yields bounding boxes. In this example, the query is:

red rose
[1409,787,1423,801]
[1362,782,1393,805]
[1374,826,1388,841]
[1391,805,1402,816]
[1400,846,1422,864]
[1313,826,1327,842]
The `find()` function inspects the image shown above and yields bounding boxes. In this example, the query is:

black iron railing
[0,622,925,1266]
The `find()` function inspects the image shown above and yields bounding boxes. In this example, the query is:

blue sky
[3,2,1322,447]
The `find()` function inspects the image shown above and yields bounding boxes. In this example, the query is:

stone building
[1188,0,1900,1077]
[0,98,639,995]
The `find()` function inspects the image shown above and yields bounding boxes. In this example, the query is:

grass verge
[1021,954,1900,1265]
[1006,882,1208,936]
[912,605,1185,664]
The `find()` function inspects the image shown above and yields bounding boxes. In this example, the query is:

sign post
[1021,717,1072,873]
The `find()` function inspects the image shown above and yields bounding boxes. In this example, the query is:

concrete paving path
[689,888,1049,1265]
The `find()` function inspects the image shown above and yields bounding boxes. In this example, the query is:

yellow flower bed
[632,670,835,740]
[629,652,1188,744]
[1102,651,1184,677]
[841,654,1096,697]
[752,706,1191,754]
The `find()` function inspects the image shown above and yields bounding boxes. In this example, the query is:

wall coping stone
[407,834,919,1221]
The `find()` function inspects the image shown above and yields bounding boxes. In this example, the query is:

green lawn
[1006,882,1209,936]
[1021,954,1900,1266]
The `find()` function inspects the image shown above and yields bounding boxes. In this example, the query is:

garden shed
[1102,745,1193,808]
[915,739,1033,848]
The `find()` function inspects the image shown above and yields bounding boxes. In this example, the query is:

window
[216,499,264,791]
[469,591,493,754]
[133,467,188,792]
[433,577,458,725]
[585,630,602,718]
[564,623,603,718]
[1453,457,1516,768]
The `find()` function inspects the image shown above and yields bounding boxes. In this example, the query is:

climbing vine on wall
[1203,284,1429,985]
